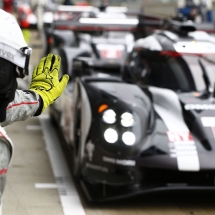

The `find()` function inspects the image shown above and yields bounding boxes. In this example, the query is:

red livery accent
[0,168,7,175]
[0,131,6,138]
[6,101,39,110]
[167,131,193,142]
[160,51,215,57]
[3,0,13,14]
[100,49,122,59]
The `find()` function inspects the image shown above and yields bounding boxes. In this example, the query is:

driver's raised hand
[30,54,69,112]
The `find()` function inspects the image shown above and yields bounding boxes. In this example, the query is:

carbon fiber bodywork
[50,68,215,201]
[50,18,215,201]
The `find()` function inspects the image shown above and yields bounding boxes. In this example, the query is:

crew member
[177,0,213,23]
[0,9,69,214]
[63,0,74,5]
[99,0,109,11]
[3,0,13,13]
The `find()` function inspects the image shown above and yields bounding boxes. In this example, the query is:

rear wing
[49,5,215,35]
[45,5,100,13]
[53,15,163,38]
[54,17,215,33]
[45,5,140,15]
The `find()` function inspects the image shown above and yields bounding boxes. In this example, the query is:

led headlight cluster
[121,112,134,127]
[122,131,136,146]
[104,128,118,143]
[121,112,135,145]
[102,109,136,146]
[102,109,116,124]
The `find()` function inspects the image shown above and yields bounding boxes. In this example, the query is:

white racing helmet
[0,9,32,122]
[0,9,32,78]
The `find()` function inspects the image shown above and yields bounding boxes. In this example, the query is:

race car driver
[99,0,109,11]
[0,9,69,214]
[177,0,213,23]
[3,0,13,13]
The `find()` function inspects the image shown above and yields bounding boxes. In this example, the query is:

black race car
[42,5,142,57]
[124,19,215,91]
[50,19,215,201]
[48,6,161,74]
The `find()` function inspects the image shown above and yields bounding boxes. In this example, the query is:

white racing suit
[2,90,41,127]
[0,90,41,214]
[0,128,13,215]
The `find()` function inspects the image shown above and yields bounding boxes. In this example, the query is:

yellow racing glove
[30,53,69,112]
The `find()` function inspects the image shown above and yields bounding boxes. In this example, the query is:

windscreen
[137,51,215,92]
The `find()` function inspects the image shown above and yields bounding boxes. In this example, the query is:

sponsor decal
[97,44,124,59]
[167,131,193,142]
[184,104,215,110]
[0,42,26,68]
[100,49,122,59]
[85,141,95,162]
[86,163,108,173]
[103,156,136,167]
[0,49,15,60]
[167,131,199,171]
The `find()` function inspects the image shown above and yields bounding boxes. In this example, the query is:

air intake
[163,19,196,35]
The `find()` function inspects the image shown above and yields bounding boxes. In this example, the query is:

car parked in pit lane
[48,11,165,82]
[124,19,215,93]
[16,1,37,29]
[43,5,144,69]
[50,20,215,202]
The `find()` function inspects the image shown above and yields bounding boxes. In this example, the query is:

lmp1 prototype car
[42,5,138,57]
[49,9,163,78]
[17,1,37,29]
[50,18,140,77]
[50,19,215,201]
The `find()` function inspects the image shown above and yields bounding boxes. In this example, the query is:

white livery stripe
[174,145,197,150]
[79,18,139,25]
[177,156,200,171]
[149,87,200,171]
[175,150,198,156]
[39,115,86,215]
[201,117,215,127]
[173,41,215,54]
[169,139,199,171]
[170,149,198,155]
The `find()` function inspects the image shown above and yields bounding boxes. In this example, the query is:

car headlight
[121,112,134,127]
[102,109,116,124]
[122,132,136,146]
[104,128,118,143]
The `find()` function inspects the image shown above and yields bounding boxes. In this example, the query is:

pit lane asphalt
[3,30,215,215]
